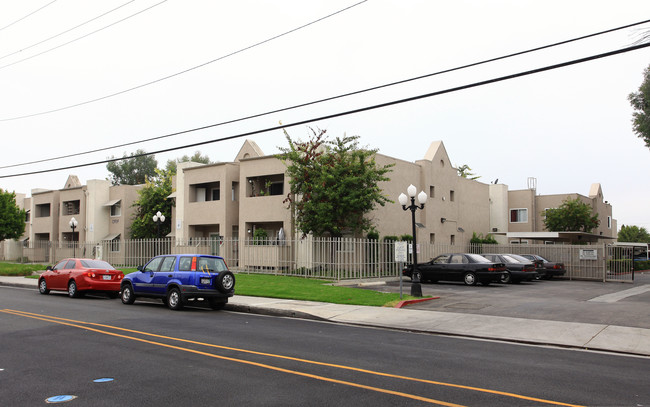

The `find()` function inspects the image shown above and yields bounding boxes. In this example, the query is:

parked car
[38,258,124,298]
[402,253,508,286]
[519,254,566,279]
[121,254,235,310]
[482,254,538,283]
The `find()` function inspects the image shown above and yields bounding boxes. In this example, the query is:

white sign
[579,249,598,260]
[394,241,407,262]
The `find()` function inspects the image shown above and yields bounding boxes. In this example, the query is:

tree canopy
[279,128,393,238]
[129,168,174,239]
[165,151,211,174]
[106,149,158,185]
[0,190,26,241]
[628,64,650,149]
[543,198,600,233]
[457,164,480,180]
[617,224,650,243]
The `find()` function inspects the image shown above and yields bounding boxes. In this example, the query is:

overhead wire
[0,0,168,72]
[1,17,648,170]
[1,41,649,179]
[0,0,136,62]
[0,0,369,121]
[0,0,59,32]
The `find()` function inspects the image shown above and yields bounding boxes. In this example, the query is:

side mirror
[137,265,144,272]
[46,265,52,271]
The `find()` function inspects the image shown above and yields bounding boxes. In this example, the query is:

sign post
[395,241,408,299]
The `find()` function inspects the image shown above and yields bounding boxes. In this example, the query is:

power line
[2,41,648,180]
[0,0,168,72]
[0,0,59,32]
[2,17,649,170]
[0,0,368,121]
[0,0,136,62]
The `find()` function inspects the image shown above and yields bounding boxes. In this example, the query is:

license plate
[200,277,211,285]
[102,275,111,280]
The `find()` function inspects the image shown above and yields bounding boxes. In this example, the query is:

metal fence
[0,238,633,282]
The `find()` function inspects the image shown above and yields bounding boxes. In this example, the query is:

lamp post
[152,211,165,238]
[399,184,427,297]
[69,217,78,258]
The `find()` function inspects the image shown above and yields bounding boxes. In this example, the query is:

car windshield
[80,259,115,269]
[508,254,530,263]
[197,257,228,272]
[501,255,521,263]
[466,254,491,263]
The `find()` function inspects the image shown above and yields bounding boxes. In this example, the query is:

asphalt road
[1,286,649,406]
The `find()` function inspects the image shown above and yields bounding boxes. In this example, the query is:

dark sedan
[520,254,566,279]
[402,253,508,286]
[482,253,538,283]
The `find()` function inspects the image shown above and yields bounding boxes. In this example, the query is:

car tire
[215,271,235,294]
[121,284,135,304]
[208,298,227,310]
[167,288,184,310]
[463,272,477,286]
[68,280,83,298]
[38,279,49,295]
[500,272,511,284]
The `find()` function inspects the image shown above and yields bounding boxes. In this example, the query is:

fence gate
[606,245,634,282]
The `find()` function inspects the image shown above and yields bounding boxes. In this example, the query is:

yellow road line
[2,309,585,407]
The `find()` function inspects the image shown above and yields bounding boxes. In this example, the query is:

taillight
[86,272,96,278]
[554,264,563,269]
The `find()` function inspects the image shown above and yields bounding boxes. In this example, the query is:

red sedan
[38,258,124,298]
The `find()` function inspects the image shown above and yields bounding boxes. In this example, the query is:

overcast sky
[1,0,649,230]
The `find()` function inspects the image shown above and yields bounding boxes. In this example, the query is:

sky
[1,0,649,230]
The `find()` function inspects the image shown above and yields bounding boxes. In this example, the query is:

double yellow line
[1,309,584,407]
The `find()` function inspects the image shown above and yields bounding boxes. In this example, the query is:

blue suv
[121,254,235,310]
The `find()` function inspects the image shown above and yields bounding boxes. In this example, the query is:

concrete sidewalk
[2,276,649,357]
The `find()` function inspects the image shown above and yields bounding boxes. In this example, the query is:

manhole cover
[46,395,77,403]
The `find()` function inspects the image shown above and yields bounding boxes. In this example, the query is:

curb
[394,296,439,308]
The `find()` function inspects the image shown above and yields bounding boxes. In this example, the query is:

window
[25,210,30,223]
[607,216,612,229]
[510,208,528,223]
[35,203,51,218]
[110,202,121,217]
[190,182,220,202]
[62,200,80,215]
[160,256,176,272]
[211,188,220,201]
[429,186,435,198]
[179,257,193,271]
[110,236,120,252]
[429,233,435,244]
[450,190,455,202]
[450,234,455,245]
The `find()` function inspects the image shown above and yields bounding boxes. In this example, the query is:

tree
[543,198,600,233]
[628,65,650,149]
[617,225,650,243]
[129,168,174,239]
[279,128,394,237]
[165,151,211,174]
[106,150,158,185]
[457,164,480,180]
[0,190,26,241]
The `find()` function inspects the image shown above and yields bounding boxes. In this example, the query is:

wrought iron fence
[1,238,621,282]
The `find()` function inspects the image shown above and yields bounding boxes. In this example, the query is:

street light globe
[398,193,408,206]
[407,184,417,198]
[69,217,78,228]
[418,190,428,205]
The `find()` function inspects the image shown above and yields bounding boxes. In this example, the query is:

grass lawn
[0,262,413,307]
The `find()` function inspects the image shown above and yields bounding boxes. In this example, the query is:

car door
[447,254,466,281]
[429,255,450,281]
[48,260,69,290]
[131,257,164,294]
[152,256,177,294]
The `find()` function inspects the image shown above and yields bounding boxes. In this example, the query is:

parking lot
[360,272,650,329]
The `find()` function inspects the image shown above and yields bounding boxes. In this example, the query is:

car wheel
[68,280,83,298]
[121,284,135,304]
[208,298,227,310]
[500,272,511,284]
[38,279,49,295]
[167,288,184,310]
[215,271,235,294]
[463,272,477,286]
[411,270,423,282]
